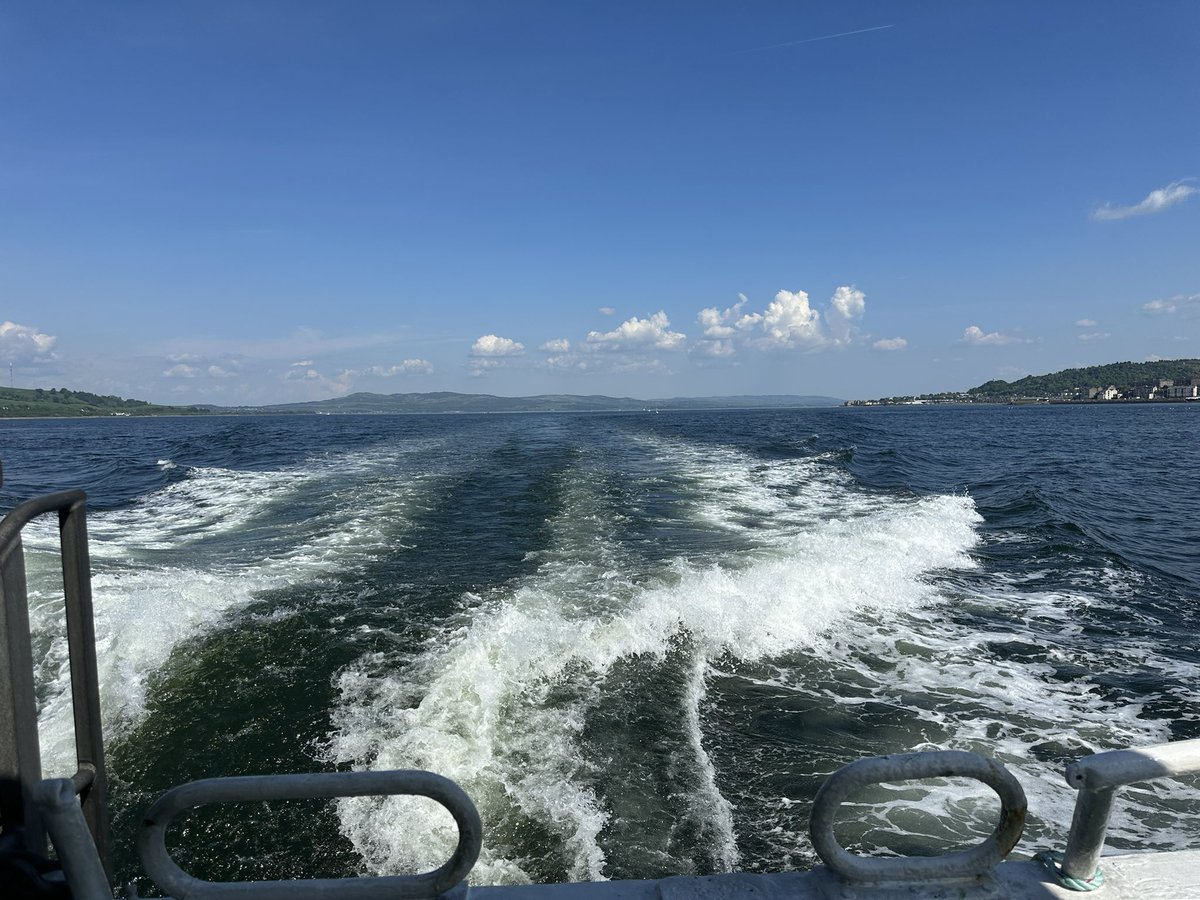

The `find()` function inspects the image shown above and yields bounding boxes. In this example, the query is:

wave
[28,441,452,777]
[326,438,981,884]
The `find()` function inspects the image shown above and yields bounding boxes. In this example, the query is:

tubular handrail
[1060,737,1200,884]
[137,770,483,900]
[0,489,111,882]
[809,750,1027,882]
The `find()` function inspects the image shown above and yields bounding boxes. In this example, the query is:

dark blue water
[3,406,1198,887]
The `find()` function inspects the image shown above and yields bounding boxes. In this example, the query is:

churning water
[3,406,1198,886]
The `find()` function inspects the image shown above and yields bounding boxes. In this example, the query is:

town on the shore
[848,377,1200,407]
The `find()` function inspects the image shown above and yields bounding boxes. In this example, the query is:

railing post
[60,495,112,883]
[0,526,47,854]
[1060,786,1115,883]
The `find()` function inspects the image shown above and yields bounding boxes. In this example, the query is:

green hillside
[970,359,1200,398]
[0,387,208,418]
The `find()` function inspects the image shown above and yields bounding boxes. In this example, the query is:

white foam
[31,564,282,777]
[28,448,445,776]
[327,446,982,884]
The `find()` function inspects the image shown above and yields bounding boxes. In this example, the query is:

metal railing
[0,488,111,882]
[1060,737,1200,885]
[4,480,1200,899]
[809,749,1027,882]
[137,770,482,900]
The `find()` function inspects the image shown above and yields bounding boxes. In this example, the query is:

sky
[1,1,1198,404]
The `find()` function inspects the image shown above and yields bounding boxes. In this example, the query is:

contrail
[759,24,895,50]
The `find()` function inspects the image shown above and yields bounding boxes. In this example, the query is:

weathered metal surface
[33,777,112,900]
[461,852,1200,899]
[1062,738,1200,883]
[137,770,483,900]
[58,491,112,880]
[809,750,1026,882]
[0,488,106,868]
[0,515,43,853]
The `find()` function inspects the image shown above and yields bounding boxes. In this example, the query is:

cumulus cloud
[696,286,866,353]
[873,337,908,351]
[1078,332,1111,341]
[368,359,433,376]
[470,334,525,357]
[1092,180,1197,221]
[698,295,748,341]
[0,321,57,363]
[1143,294,1200,316]
[284,366,324,382]
[962,325,1028,346]
[736,290,824,349]
[692,338,736,358]
[826,286,866,344]
[598,307,616,316]
[163,363,201,378]
[1075,318,1097,327]
[586,311,685,351]
[540,338,570,353]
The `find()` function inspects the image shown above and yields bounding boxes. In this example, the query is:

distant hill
[0,386,209,418]
[0,387,841,419]
[259,391,843,414]
[970,359,1200,398]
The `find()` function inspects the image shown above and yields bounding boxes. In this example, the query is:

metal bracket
[809,750,1027,883]
[137,769,483,900]
[1059,737,1200,886]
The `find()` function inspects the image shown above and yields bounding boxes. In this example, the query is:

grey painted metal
[34,777,112,900]
[0,488,111,879]
[138,770,483,900]
[58,492,112,882]
[0,512,44,853]
[809,750,1027,883]
[464,852,1200,900]
[1061,737,1200,883]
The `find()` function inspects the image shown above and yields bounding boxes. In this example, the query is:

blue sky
[2,1,1197,403]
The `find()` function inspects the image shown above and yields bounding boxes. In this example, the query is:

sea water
[2,405,1198,886]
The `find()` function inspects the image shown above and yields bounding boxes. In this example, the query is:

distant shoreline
[845,397,1200,408]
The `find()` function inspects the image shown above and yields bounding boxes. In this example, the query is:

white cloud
[291,359,314,367]
[586,311,685,351]
[1143,294,1200,316]
[1078,332,1111,341]
[825,285,866,344]
[1092,180,1197,221]
[540,338,570,353]
[207,365,236,378]
[736,290,824,349]
[0,321,57,363]
[697,286,866,353]
[284,367,324,382]
[1075,318,1097,327]
[468,358,504,377]
[368,359,433,376]
[873,337,908,351]
[698,295,748,340]
[470,334,525,357]
[693,339,736,358]
[163,363,200,378]
[962,325,1027,346]
[598,307,616,316]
